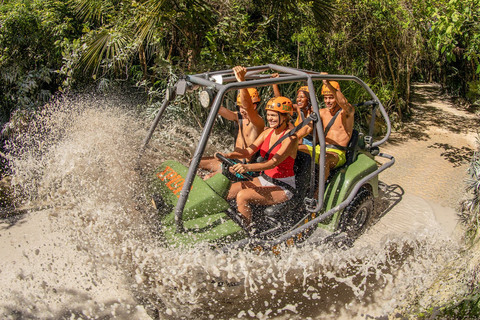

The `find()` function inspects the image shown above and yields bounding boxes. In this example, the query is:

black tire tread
[338,187,374,238]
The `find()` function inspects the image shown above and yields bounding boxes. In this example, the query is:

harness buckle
[364,135,373,149]
[304,197,318,211]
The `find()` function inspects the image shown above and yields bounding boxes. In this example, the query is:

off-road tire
[338,187,374,239]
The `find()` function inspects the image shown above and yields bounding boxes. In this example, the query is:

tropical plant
[459,134,480,242]
[429,0,480,96]
[0,0,81,131]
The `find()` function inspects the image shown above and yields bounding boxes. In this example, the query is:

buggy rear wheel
[338,187,373,239]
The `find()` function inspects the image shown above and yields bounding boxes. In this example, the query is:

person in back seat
[198,66,265,179]
[297,74,355,181]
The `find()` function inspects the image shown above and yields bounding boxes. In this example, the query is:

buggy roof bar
[142,64,392,234]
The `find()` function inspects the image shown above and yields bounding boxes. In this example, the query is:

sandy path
[362,83,479,243]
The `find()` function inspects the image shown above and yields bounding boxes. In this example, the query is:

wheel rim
[345,199,373,235]
[352,205,370,232]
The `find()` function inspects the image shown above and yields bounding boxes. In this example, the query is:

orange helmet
[265,96,293,115]
[237,88,260,106]
[297,85,309,93]
[321,81,340,95]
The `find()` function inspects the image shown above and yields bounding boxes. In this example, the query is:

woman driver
[220,96,298,228]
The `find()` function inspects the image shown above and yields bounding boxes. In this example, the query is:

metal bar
[187,75,225,89]
[306,76,327,212]
[173,87,229,233]
[368,105,378,138]
[194,65,271,78]
[267,64,309,75]
[140,95,170,151]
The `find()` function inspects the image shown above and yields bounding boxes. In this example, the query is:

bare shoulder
[262,127,274,136]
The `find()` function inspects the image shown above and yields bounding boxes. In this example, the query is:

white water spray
[0,93,471,319]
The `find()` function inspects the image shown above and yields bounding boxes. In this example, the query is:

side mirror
[166,86,177,101]
[176,79,197,95]
[176,79,187,95]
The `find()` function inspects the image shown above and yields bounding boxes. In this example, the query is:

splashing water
[1,93,472,319]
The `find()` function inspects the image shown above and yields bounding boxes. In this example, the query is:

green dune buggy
[143,65,395,253]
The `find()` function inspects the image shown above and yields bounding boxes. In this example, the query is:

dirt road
[363,83,479,243]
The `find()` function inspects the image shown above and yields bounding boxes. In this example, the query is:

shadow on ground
[0,208,29,230]
[386,84,479,145]
[428,143,474,167]
[371,182,404,227]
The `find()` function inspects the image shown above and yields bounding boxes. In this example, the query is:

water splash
[1,93,471,319]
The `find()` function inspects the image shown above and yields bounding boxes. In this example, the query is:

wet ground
[366,83,479,241]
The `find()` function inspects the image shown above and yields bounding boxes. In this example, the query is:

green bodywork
[318,152,379,232]
[151,161,246,247]
[151,151,379,248]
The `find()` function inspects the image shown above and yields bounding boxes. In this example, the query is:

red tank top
[260,129,295,178]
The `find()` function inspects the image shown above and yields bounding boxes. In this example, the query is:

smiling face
[266,110,285,128]
[323,94,337,111]
[296,91,310,110]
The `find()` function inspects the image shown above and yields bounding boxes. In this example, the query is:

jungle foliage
[459,135,480,243]
[0,0,479,131]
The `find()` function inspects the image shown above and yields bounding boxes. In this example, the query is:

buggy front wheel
[338,187,374,239]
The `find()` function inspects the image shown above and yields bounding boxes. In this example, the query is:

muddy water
[0,94,471,319]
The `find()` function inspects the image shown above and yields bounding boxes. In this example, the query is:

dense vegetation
[1,0,479,134]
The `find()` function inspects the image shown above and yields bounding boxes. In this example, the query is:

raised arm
[221,129,268,160]
[271,73,282,97]
[233,66,264,128]
[218,106,238,121]
[294,122,313,140]
[321,72,354,116]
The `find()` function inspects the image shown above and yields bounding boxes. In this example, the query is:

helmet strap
[275,112,287,129]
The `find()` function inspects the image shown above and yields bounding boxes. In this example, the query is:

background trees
[0,0,81,129]
[0,0,479,134]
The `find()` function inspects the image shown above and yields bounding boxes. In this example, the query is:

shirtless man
[298,76,355,180]
[198,66,265,179]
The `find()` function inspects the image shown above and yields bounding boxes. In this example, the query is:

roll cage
[142,64,395,244]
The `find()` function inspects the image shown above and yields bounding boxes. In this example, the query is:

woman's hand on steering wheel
[215,153,253,181]
[232,163,247,174]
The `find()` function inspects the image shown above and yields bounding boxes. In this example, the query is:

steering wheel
[215,153,253,181]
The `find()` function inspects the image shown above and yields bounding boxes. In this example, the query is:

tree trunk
[138,43,148,81]
[406,57,412,115]
[382,40,401,121]
[297,38,300,69]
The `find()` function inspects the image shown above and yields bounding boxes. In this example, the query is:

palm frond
[135,0,217,43]
[80,28,131,76]
[73,0,110,25]
[310,0,335,27]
